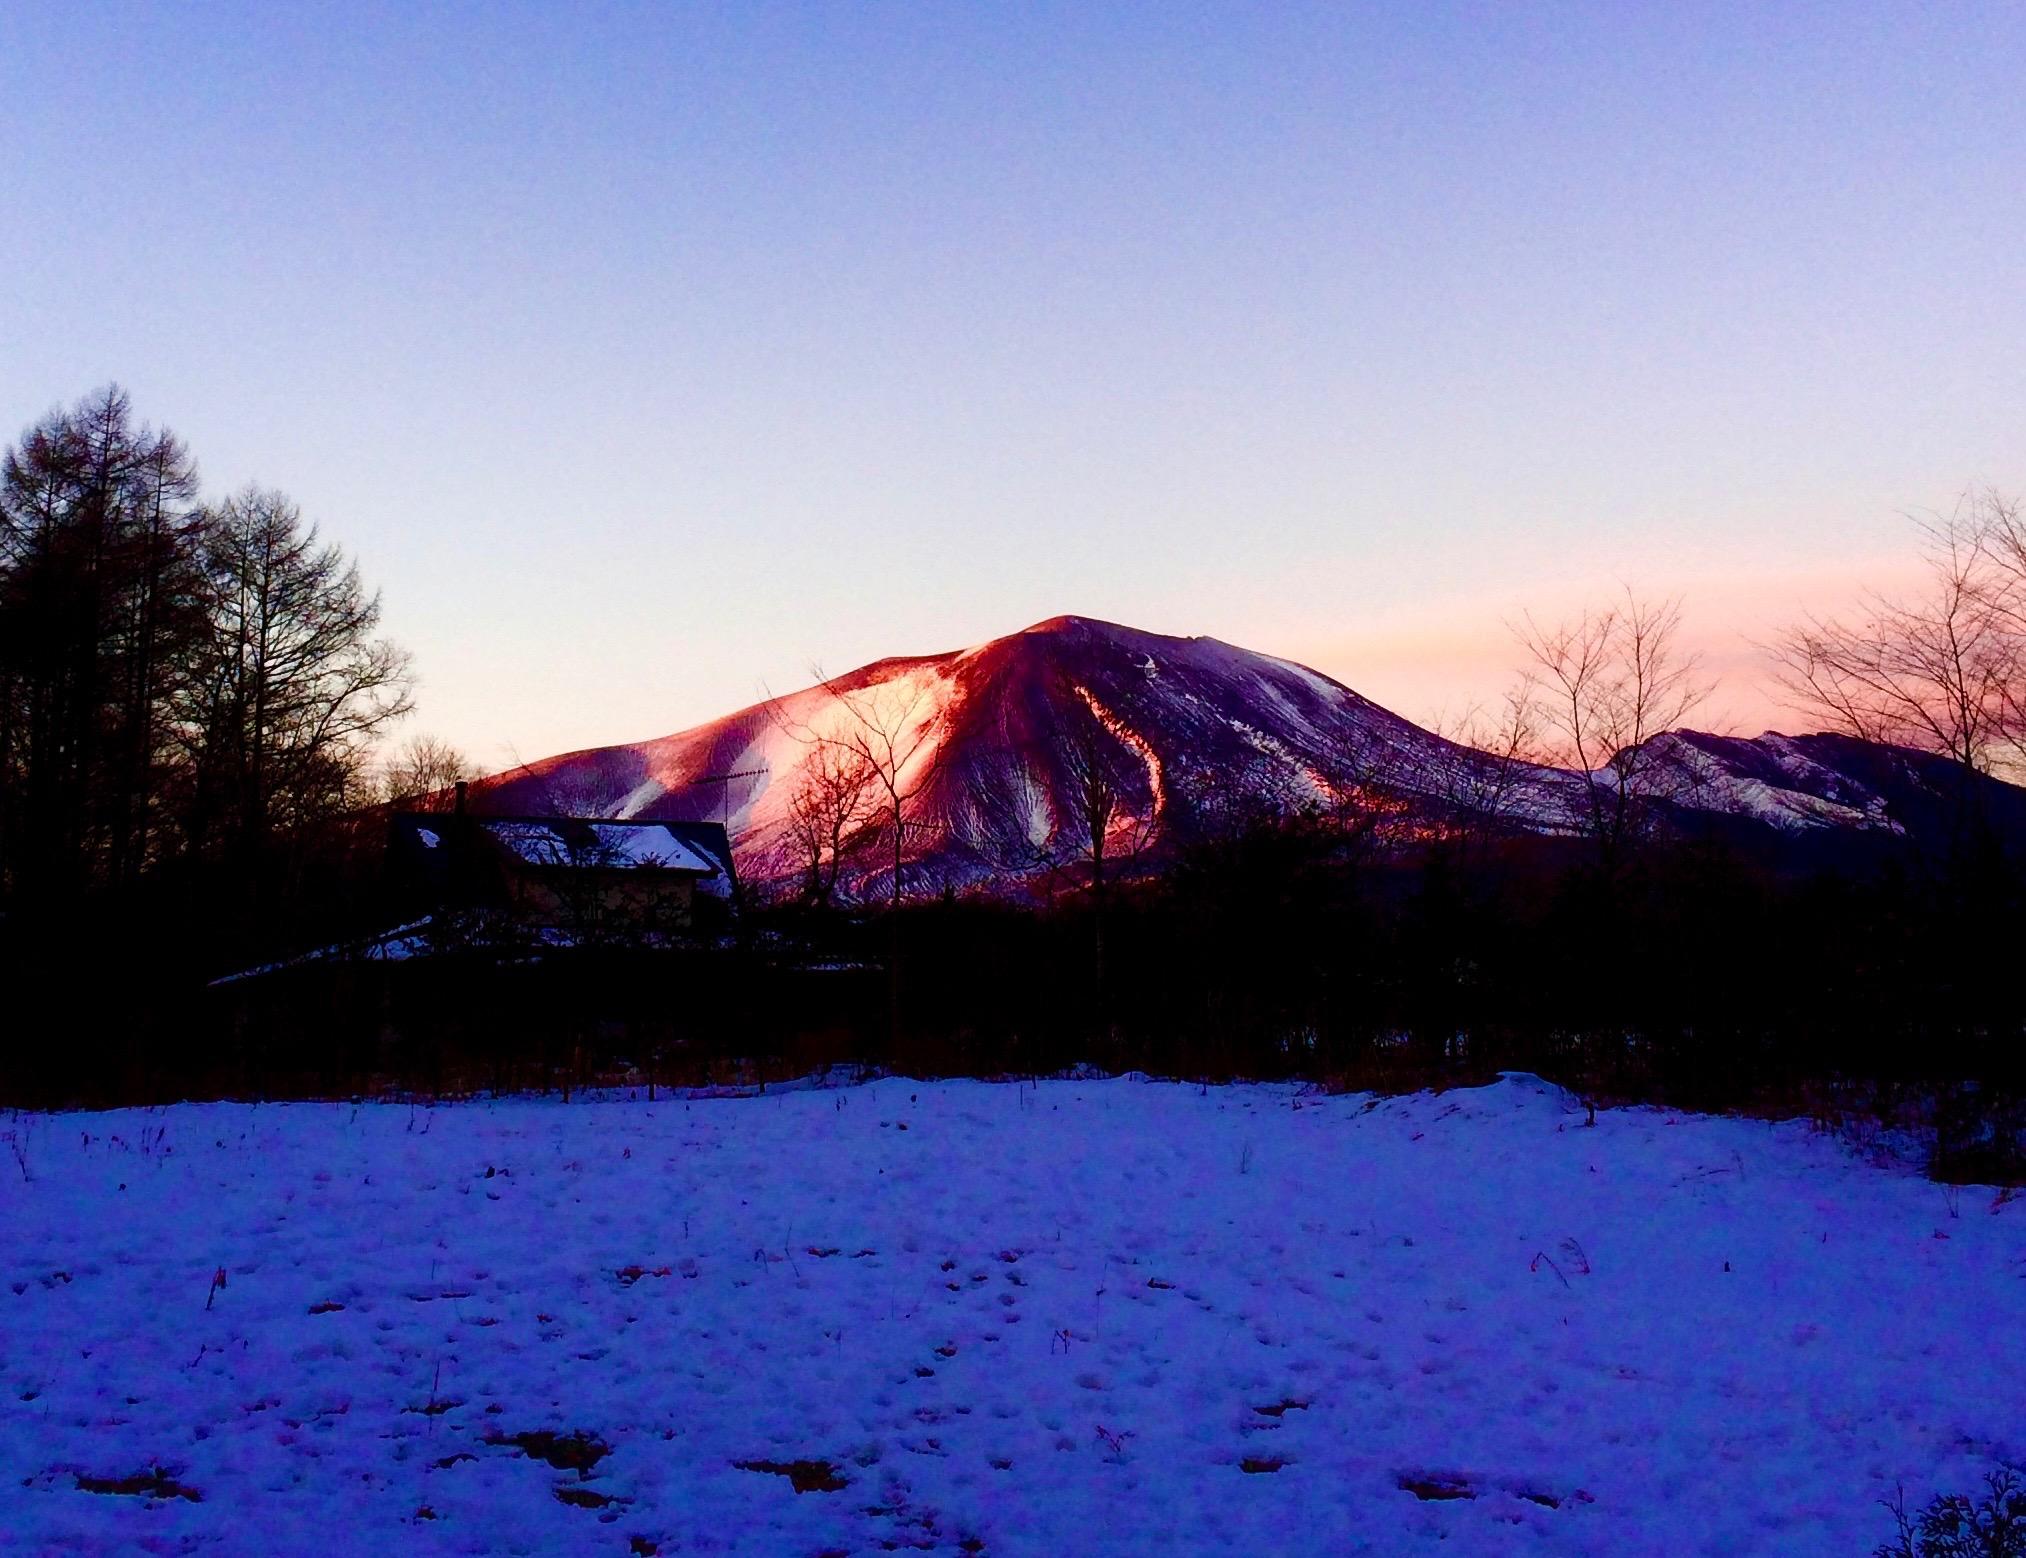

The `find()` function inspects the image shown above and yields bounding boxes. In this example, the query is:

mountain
[465,615,2014,893]
[1628,728,2026,858]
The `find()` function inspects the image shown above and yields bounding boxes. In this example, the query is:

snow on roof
[208,919,436,985]
[589,822,716,872]
[482,821,575,866]
[477,819,723,874]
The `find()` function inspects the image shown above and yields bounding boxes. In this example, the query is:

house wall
[506,868,697,931]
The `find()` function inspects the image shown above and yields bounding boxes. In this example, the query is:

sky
[5,2,2025,769]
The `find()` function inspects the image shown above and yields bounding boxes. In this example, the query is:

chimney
[454,780,468,815]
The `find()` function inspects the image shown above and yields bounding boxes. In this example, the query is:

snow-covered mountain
[1630,727,2026,854]
[466,615,2014,892]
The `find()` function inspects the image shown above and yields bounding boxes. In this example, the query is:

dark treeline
[4,388,2021,1185]
[887,819,2023,1181]
[30,801,2025,1182]
[0,386,415,1052]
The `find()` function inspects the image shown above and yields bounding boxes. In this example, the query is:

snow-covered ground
[3,1074,2022,1555]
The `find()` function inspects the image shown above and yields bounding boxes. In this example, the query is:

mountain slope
[1635,728,2026,852]
[466,615,2004,892]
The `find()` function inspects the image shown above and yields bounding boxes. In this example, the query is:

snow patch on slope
[1645,733,1903,833]
[615,779,667,819]
[1079,685,1166,821]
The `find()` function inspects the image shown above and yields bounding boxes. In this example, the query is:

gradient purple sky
[6,3,2024,766]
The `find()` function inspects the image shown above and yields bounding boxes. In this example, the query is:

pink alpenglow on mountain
[466,616,2016,897]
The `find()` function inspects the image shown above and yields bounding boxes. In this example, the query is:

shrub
[1878,1470,2026,1558]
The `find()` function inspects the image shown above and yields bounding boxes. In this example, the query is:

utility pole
[666,767,765,910]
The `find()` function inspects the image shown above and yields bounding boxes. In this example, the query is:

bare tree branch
[1771,491,2026,775]
[1512,588,1711,862]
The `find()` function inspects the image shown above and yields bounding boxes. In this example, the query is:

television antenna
[671,766,767,828]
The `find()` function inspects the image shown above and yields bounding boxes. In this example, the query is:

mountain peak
[1016,613,1105,635]
[1010,613,1171,643]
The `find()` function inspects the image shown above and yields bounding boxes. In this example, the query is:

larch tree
[0,386,206,898]
[179,485,413,864]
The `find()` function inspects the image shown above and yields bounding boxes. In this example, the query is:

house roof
[390,813,736,892]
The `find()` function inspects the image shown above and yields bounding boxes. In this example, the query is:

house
[389,788,736,933]
[205,795,748,1092]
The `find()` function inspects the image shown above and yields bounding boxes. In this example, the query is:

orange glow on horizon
[1283,553,1928,741]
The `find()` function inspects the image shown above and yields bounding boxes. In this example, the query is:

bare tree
[1969,488,2026,600]
[795,670,943,913]
[1036,672,1158,1015]
[1425,678,1544,849]
[1050,673,1155,899]
[1514,589,1710,863]
[1773,491,2026,776]
[1972,491,2026,768]
[783,738,878,907]
[379,733,475,809]
[767,667,944,1052]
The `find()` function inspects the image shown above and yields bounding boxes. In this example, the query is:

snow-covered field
[4,1074,2022,1555]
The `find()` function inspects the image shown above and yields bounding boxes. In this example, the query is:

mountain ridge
[465,615,2018,893]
